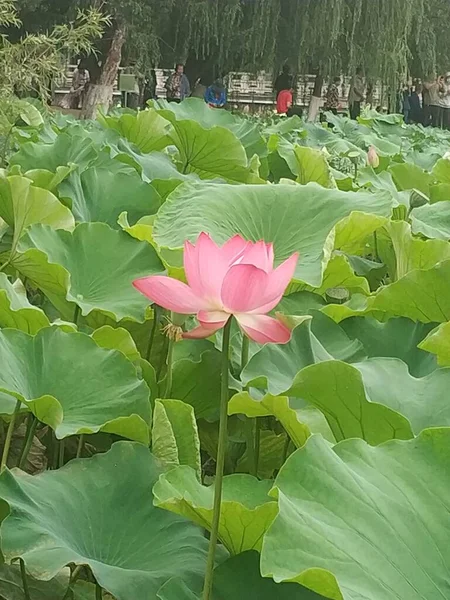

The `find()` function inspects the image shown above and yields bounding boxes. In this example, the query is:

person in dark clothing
[409,79,423,124]
[274,65,292,98]
[142,70,157,107]
[402,84,411,123]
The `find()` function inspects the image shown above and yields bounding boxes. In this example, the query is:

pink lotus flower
[133,233,299,344]
[367,146,380,168]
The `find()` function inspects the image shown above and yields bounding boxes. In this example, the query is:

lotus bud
[443,151,450,161]
[409,189,429,210]
[367,146,380,169]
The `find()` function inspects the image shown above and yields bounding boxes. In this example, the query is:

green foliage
[0,103,449,599]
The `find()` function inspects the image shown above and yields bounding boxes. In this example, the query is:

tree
[13,0,450,117]
[0,0,105,162]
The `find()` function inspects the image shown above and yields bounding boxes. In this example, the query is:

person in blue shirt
[205,79,227,108]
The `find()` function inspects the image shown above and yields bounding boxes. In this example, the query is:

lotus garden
[0,99,448,599]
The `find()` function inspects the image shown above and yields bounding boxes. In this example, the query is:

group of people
[164,63,227,108]
[402,74,450,129]
[65,60,450,128]
[274,65,363,119]
[62,62,228,110]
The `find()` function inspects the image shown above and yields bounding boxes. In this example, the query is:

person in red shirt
[277,88,293,115]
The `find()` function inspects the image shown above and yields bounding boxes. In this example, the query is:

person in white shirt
[423,74,444,128]
[440,72,450,129]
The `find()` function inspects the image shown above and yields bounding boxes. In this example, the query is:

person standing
[440,73,450,130]
[165,63,190,103]
[402,83,411,123]
[423,74,444,128]
[422,76,431,126]
[409,79,423,124]
[274,65,292,98]
[276,87,293,115]
[61,61,89,109]
[324,77,341,114]
[348,68,365,120]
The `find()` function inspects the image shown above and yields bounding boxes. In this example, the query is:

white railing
[54,66,383,110]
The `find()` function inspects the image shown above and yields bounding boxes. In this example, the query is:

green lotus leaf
[0,327,151,441]
[429,182,450,203]
[236,430,287,479]
[23,165,74,191]
[229,392,318,448]
[354,357,450,434]
[102,109,172,153]
[0,273,50,333]
[288,360,413,444]
[18,101,44,127]
[389,161,434,196]
[419,322,450,366]
[10,133,97,172]
[341,316,436,376]
[277,290,326,314]
[115,147,190,200]
[325,258,450,323]
[153,98,266,158]
[261,430,450,600]
[0,442,209,600]
[157,551,325,600]
[278,145,335,187]
[170,348,222,419]
[431,156,450,183]
[152,399,201,477]
[91,325,140,361]
[242,316,364,397]
[154,466,277,554]
[0,175,74,250]
[334,211,387,254]
[154,113,251,182]
[0,563,96,599]
[320,293,375,322]
[12,222,164,322]
[309,254,370,296]
[154,182,393,287]
[369,259,450,322]
[411,201,450,240]
[0,564,70,600]
[379,220,450,280]
[59,159,160,227]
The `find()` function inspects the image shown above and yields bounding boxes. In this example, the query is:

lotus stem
[281,433,291,465]
[157,336,169,381]
[202,318,232,600]
[73,305,81,327]
[146,305,161,362]
[76,434,84,459]
[20,559,31,600]
[62,565,83,600]
[240,335,258,477]
[240,335,249,375]
[245,418,258,477]
[1,400,21,471]
[254,420,261,475]
[163,339,174,399]
[96,583,102,600]
[373,230,379,262]
[18,415,38,470]
[58,439,65,468]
